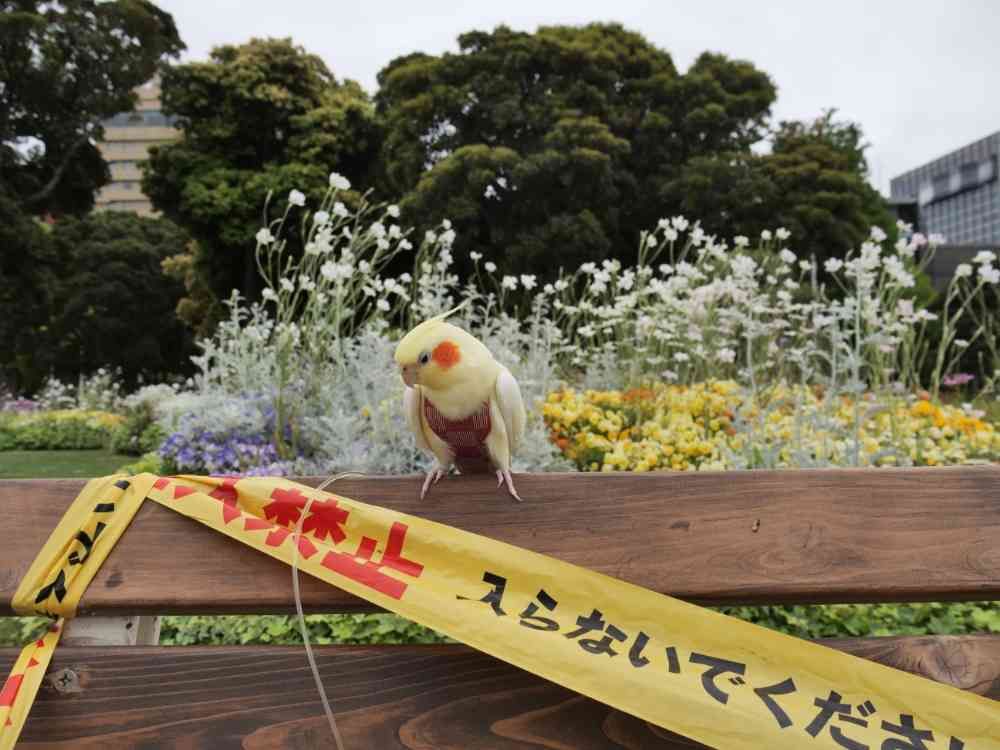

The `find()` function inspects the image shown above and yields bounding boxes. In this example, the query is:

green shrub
[1,604,996,650]
[115,451,165,475]
[110,402,165,456]
[159,614,449,646]
[0,410,122,450]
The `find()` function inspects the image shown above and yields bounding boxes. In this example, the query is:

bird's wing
[494,366,527,455]
[403,385,432,453]
[404,385,454,468]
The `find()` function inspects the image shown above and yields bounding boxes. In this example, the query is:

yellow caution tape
[4,473,1000,750]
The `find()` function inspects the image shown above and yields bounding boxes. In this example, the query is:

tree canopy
[674,109,894,269]
[142,37,381,304]
[46,212,195,384]
[0,0,184,217]
[0,0,185,392]
[375,23,777,275]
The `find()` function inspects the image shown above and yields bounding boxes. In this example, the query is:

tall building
[890,131,1000,245]
[94,78,178,215]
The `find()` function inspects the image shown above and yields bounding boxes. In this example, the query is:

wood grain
[2,637,997,748]
[1,467,998,615]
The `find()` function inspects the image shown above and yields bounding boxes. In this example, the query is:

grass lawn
[0,450,132,479]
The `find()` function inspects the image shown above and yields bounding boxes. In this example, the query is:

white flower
[377,299,390,312]
[255,228,275,245]
[440,229,456,246]
[761,229,773,241]
[501,275,518,290]
[442,219,452,230]
[313,210,330,226]
[329,172,351,190]
[673,351,690,362]
[658,264,673,275]
[979,264,1000,284]
[825,258,844,273]
[424,230,437,244]
[369,222,386,239]
[280,278,295,292]
[716,347,737,363]
[798,260,813,272]
[261,288,278,302]
[470,251,483,261]
[955,264,973,278]
[376,238,390,251]
[543,283,554,294]
[870,226,888,243]
[304,241,320,256]
[484,261,497,273]
[954,339,970,348]
[733,235,749,248]
[333,201,349,218]
[663,227,679,242]
[496,176,508,189]
[399,272,413,283]
[670,216,689,232]
[389,224,401,239]
[779,248,796,264]
[578,324,596,337]
[775,227,791,241]
[484,185,498,199]
[973,250,997,265]
[660,369,678,382]
[387,205,400,218]
[288,189,306,207]
[399,239,413,251]
[299,275,316,292]
[554,279,569,291]
[520,274,537,290]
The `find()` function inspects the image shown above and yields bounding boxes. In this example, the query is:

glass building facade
[890,131,1000,245]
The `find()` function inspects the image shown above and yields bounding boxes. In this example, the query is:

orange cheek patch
[432,340,461,369]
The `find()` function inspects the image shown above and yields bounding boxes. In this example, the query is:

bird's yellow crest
[394,302,473,366]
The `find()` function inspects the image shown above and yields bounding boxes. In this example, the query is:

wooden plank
[1,467,998,615]
[3,636,998,748]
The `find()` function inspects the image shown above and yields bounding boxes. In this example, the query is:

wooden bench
[2,467,998,748]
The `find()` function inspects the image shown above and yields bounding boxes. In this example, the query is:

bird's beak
[401,364,418,387]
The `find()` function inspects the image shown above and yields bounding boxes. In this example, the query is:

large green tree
[0,0,184,392]
[0,0,184,217]
[143,37,381,306]
[45,212,195,385]
[675,109,894,268]
[375,23,776,275]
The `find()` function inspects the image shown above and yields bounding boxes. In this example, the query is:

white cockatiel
[394,311,526,501]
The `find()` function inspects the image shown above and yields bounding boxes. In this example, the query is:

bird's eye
[419,352,430,365]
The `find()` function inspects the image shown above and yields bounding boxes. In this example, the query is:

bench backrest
[1,467,998,748]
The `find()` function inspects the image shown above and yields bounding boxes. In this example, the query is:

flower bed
[545,381,999,472]
[0,409,123,451]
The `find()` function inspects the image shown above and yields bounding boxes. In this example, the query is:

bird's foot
[496,469,523,503]
[420,466,447,500]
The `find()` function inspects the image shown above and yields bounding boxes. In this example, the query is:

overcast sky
[158,0,998,196]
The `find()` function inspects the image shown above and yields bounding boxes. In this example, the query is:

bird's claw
[496,469,523,503]
[420,467,446,500]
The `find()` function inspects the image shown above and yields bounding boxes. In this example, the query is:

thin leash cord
[292,471,371,750]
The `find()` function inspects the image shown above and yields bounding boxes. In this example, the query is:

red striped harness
[423,398,493,473]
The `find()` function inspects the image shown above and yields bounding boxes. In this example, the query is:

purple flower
[942,373,975,387]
